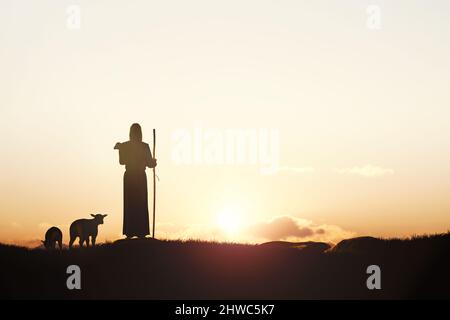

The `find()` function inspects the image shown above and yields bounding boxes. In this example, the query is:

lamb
[42,226,63,250]
[69,214,107,248]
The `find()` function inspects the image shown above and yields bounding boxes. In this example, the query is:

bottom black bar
[1,300,444,319]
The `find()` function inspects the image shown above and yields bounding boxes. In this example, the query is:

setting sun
[216,206,243,235]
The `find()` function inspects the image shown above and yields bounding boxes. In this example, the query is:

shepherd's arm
[114,142,126,165]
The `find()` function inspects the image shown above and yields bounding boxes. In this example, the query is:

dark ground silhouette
[1,233,450,299]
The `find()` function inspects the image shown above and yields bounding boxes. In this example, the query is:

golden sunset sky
[1,1,450,247]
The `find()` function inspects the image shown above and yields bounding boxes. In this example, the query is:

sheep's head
[91,214,108,224]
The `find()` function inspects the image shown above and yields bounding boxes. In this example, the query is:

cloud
[1,239,43,248]
[248,216,315,240]
[247,216,355,244]
[16,239,43,248]
[335,165,394,178]
[276,166,315,174]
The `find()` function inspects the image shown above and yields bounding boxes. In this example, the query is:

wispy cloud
[248,216,315,240]
[276,166,315,174]
[335,165,394,178]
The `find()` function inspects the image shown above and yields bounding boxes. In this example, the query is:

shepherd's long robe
[119,141,154,237]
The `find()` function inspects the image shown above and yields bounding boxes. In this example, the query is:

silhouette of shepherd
[115,124,157,238]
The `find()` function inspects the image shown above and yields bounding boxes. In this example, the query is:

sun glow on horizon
[216,206,244,235]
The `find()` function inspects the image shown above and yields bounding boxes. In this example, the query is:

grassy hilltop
[1,233,450,299]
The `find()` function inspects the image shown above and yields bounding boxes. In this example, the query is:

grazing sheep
[42,226,63,250]
[69,214,107,248]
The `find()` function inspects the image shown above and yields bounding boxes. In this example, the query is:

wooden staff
[152,129,156,239]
